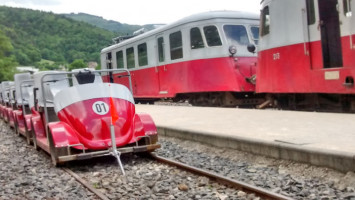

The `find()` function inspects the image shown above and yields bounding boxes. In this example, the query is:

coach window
[306,0,316,25]
[343,0,352,17]
[223,25,249,45]
[116,51,124,69]
[157,37,165,62]
[138,43,148,67]
[126,47,135,69]
[170,31,183,60]
[190,27,205,49]
[203,25,222,46]
[261,6,270,36]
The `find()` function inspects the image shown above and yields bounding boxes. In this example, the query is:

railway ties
[63,153,289,200]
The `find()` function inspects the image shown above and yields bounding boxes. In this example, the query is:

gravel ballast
[1,117,354,200]
[0,120,97,199]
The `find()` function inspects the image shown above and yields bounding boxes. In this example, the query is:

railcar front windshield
[250,26,259,45]
[223,25,259,46]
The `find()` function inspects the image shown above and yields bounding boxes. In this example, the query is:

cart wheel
[25,130,31,145]
[14,124,19,136]
[30,121,39,150]
[24,121,31,145]
[48,131,59,166]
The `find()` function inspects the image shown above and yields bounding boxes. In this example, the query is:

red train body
[101,11,261,107]
[257,0,355,111]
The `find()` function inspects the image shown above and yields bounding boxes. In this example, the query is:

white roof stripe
[53,83,134,113]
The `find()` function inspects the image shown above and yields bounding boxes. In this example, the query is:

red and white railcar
[258,0,355,111]
[1,81,14,123]
[7,84,17,127]
[0,83,4,119]
[29,69,159,169]
[101,11,261,106]
[12,73,34,144]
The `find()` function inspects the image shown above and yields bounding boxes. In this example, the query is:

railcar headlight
[229,45,237,56]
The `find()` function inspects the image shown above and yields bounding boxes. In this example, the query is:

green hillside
[0,6,115,67]
[0,29,17,81]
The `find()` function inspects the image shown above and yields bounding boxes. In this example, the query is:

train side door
[156,35,168,95]
[307,0,343,69]
[306,0,343,69]
[318,0,343,68]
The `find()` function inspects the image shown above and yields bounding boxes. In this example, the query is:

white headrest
[33,71,69,107]
[14,73,32,105]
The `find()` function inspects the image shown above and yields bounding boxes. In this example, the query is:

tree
[68,59,86,71]
[0,30,17,81]
[0,6,115,66]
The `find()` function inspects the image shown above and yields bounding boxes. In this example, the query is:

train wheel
[48,130,59,166]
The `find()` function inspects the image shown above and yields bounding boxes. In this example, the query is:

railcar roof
[101,10,259,53]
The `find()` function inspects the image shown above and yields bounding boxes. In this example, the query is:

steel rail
[149,153,292,200]
[62,167,109,200]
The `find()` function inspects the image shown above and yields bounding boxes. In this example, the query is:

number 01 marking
[92,101,109,115]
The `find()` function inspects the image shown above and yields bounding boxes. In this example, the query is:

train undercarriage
[261,93,355,113]
[136,92,355,113]
[136,92,265,107]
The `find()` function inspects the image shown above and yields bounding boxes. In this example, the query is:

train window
[157,37,165,62]
[190,27,205,49]
[223,25,249,45]
[126,47,135,69]
[250,26,259,45]
[203,26,222,46]
[116,51,124,69]
[169,31,183,60]
[343,0,352,17]
[306,0,316,25]
[138,43,148,67]
[261,6,270,36]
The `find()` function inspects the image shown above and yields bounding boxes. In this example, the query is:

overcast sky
[0,0,261,25]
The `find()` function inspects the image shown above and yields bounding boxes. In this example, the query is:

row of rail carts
[0,69,160,174]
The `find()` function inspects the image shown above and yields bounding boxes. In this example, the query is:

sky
[0,0,261,25]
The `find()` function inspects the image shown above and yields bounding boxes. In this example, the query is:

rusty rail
[149,153,292,200]
[63,168,109,200]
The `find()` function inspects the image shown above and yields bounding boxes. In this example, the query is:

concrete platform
[136,105,355,173]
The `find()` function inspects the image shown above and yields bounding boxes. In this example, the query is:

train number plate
[324,71,340,80]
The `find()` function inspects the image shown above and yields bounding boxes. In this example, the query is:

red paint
[7,108,15,127]
[107,56,257,98]
[56,98,151,150]
[48,121,81,148]
[257,36,355,94]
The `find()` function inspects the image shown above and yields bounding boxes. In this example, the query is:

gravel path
[1,116,355,200]
[156,137,355,200]
[0,120,97,200]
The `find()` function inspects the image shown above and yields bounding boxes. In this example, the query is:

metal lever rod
[110,125,125,175]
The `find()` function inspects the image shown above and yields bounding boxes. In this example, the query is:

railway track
[150,153,291,200]
[63,167,110,200]
[63,153,291,200]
